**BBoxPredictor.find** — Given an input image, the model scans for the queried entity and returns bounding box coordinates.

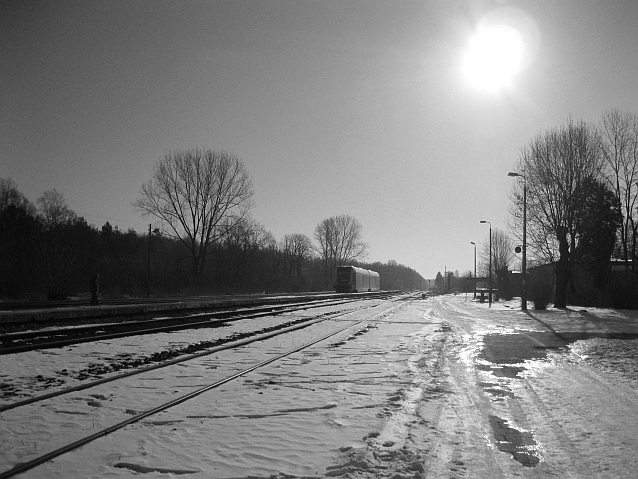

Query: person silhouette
[89,273,100,305]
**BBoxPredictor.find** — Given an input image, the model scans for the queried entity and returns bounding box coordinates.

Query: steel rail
[0,300,375,412]
[0,297,348,340]
[0,297,363,355]
[0,301,402,479]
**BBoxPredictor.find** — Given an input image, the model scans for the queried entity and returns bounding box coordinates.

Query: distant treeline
[0,179,424,300]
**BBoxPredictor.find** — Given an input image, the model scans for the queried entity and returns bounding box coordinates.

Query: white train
[334,266,380,293]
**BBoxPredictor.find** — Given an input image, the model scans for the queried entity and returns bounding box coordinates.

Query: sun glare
[463,24,525,91]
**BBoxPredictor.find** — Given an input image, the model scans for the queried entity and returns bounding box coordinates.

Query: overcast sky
[2,0,638,280]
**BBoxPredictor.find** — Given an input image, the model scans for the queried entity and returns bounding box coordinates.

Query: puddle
[477,331,638,468]
[489,415,540,467]
[476,362,525,378]
[479,382,515,399]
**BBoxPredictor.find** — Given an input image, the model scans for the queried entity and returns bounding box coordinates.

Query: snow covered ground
[424,295,638,478]
[2,295,638,478]
[2,298,438,478]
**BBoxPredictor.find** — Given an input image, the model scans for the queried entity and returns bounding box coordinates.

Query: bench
[477,289,496,303]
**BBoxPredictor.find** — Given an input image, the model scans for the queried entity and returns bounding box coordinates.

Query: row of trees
[1,148,424,299]
[0,180,104,299]
[439,111,637,309]
[506,110,637,308]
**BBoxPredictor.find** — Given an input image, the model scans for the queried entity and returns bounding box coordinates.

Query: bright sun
[462,24,525,91]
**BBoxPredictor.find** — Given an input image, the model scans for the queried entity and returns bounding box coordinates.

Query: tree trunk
[190,250,201,285]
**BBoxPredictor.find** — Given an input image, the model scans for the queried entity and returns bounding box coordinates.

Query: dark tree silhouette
[314,215,368,287]
[573,178,622,289]
[135,149,253,282]
[512,119,606,308]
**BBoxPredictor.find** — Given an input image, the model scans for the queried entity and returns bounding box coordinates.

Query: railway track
[0,291,357,312]
[0,296,380,354]
[0,297,391,411]
[0,298,182,311]
[0,295,411,478]
[0,291,396,333]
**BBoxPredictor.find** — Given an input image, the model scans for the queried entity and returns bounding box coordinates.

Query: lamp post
[147,224,151,298]
[146,226,161,299]
[444,266,452,294]
[480,220,492,307]
[470,241,477,299]
[508,172,527,311]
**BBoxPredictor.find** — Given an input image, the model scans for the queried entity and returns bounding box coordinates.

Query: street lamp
[147,224,152,298]
[147,226,161,299]
[508,172,527,311]
[470,241,477,299]
[444,266,453,294]
[480,220,492,307]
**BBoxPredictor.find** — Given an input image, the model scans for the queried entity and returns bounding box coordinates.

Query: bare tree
[600,109,638,273]
[479,228,515,276]
[134,149,253,281]
[37,189,75,229]
[479,228,517,300]
[220,215,273,289]
[281,233,313,289]
[511,119,605,308]
[314,214,368,285]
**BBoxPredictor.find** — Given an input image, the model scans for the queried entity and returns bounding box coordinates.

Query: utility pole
[471,241,477,299]
[444,266,447,293]
[508,172,527,311]
[480,221,492,307]
[522,180,527,310]
[147,223,151,298]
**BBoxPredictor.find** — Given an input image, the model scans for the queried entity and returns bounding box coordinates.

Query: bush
[497,268,513,301]
[608,275,638,309]
[528,278,552,310]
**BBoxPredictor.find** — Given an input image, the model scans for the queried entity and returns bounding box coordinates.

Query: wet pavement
[483,330,638,364]
[488,415,540,467]
[423,294,638,478]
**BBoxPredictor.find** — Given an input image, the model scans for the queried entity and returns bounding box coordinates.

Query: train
[335,266,381,293]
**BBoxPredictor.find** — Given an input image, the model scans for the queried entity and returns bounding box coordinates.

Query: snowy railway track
[0,297,406,478]
[0,297,389,411]
[0,296,371,354]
